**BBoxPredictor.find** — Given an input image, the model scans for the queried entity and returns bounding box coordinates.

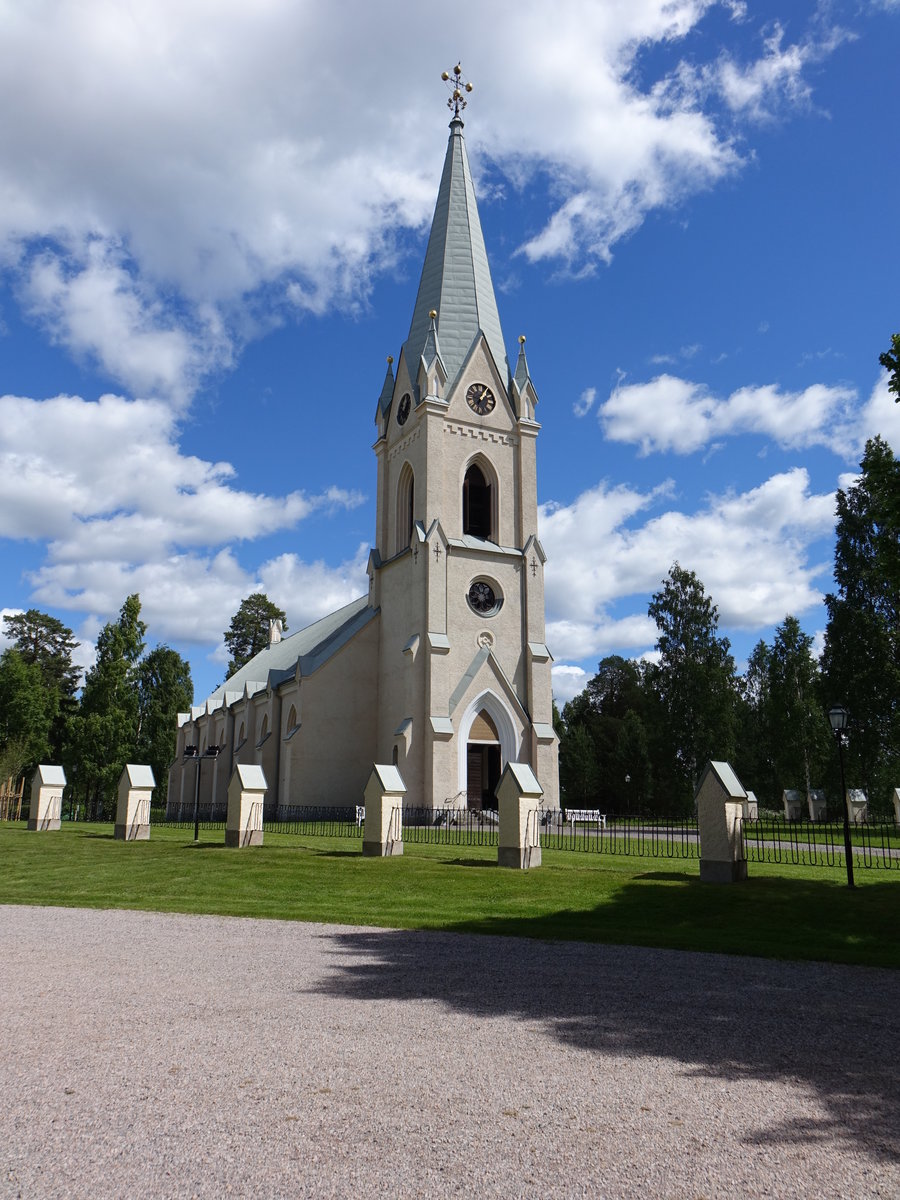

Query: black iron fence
[264,805,364,838]
[543,811,701,859]
[402,805,500,846]
[7,797,899,873]
[741,811,900,870]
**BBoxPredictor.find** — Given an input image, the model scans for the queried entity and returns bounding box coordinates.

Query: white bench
[566,808,607,830]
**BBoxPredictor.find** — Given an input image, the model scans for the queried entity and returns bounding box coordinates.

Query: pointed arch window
[463,463,492,539]
[396,463,415,553]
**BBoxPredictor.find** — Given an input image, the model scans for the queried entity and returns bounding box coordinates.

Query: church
[168,77,559,818]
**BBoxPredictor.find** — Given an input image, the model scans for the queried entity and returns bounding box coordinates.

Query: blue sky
[1,0,898,706]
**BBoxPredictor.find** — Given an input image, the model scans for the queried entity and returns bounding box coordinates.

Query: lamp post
[184,744,222,842]
[827,704,854,890]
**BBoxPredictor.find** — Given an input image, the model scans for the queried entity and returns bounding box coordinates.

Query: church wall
[279,615,379,809]
[375,550,428,805]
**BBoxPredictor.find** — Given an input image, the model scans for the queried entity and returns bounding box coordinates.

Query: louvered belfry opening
[463,463,492,539]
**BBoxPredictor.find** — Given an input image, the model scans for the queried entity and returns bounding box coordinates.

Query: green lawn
[1,822,898,969]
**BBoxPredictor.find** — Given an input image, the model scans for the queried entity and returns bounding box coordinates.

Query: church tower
[369,70,559,810]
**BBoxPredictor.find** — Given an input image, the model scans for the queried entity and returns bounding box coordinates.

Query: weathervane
[442,64,473,117]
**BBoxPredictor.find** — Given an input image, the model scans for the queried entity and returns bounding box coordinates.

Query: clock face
[468,580,497,614]
[397,393,411,426]
[466,383,496,415]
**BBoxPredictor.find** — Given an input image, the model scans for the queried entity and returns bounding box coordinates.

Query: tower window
[463,464,492,539]
[397,464,415,553]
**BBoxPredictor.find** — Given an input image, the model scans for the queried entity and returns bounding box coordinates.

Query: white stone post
[807,789,826,822]
[115,764,155,841]
[782,789,803,821]
[28,765,65,831]
[363,765,405,857]
[742,791,759,820]
[496,762,543,870]
[696,761,748,883]
[893,788,900,826]
[225,764,266,847]
[846,789,868,825]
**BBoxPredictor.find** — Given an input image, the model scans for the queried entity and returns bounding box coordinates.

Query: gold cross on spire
[441,64,473,118]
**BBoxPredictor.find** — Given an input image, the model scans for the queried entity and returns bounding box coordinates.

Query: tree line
[0,596,192,817]
[0,591,290,819]
[558,435,899,816]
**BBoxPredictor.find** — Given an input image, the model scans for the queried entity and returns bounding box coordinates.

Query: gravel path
[1,905,897,1199]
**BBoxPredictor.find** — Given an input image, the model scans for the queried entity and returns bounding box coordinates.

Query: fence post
[696,761,748,883]
[362,765,405,857]
[225,764,266,847]
[114,765,155,841]
[27,765,65,831]
[497,763,543,870]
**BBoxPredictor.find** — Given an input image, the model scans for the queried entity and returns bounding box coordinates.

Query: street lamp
[827,704,854,889]
[183,744,222,842]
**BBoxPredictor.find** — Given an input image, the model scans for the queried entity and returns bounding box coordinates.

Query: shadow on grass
[307,848,365,860]
[83,833,115,840]
[439,856,496,869]
[315,872,900,1166]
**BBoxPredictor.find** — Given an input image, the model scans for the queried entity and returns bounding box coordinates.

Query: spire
[420,309,445,374]
[402,104,507,394]
[513,335,532,391]
[376,356,395,416]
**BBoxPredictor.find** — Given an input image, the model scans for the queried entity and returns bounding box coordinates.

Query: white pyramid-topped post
[497,762,543,870]
[28,765,65,831]
[225,763,266,847]
[846,789,868,825]
[363,765,405,857]
[807,789,826,822]
[696,761,748,883]
[893,788,900,826]
[115,764,155,840]
[742,790,759,820]
[782,789,803,822]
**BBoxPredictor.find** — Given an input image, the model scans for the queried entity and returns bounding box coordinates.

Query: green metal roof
[205,596,376,707]
[402,117,507,393]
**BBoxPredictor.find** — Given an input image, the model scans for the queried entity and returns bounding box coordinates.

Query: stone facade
[168,115,559,817]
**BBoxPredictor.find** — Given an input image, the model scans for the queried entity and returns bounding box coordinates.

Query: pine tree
[767,616,829,799]
[734,639,777,808]
[0,649,57,785]
[135,646,193,806]
[2,609,79,760]
[647,564,737,807]
[67,594,146,819]
[821,437,900,812]
[223,594,288,677]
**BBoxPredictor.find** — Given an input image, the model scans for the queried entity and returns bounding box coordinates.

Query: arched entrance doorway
[466,708,502,810]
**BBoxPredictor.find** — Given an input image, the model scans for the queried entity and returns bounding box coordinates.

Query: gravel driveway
[1,905,897,1199]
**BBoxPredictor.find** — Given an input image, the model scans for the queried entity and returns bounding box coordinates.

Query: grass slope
[1,823,898,968]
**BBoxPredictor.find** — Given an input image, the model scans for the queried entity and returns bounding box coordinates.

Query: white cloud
[573,387,596,418]
[30,543,369,677]
[0,393,364,556]
[667,18,854,123]
[21,244,229,407]
[599,374,859,456]
[540,468,835,664]
[0,1,848,400]
[0,391,366,652]
[0,608,24,652]
[551,664,588,705]
[857,373,900,450]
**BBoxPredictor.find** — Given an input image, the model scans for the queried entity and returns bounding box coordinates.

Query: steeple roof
[402,117,507,392]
